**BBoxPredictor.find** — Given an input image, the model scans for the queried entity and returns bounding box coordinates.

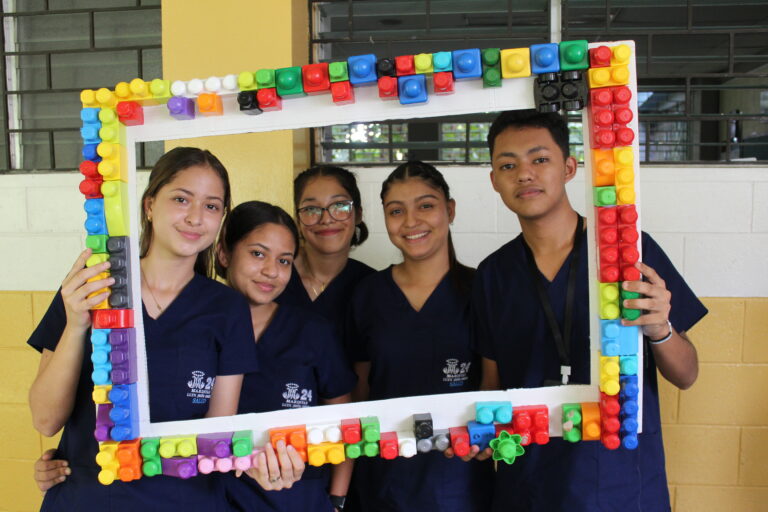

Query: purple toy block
[94,403,114,442]
[167,96,195,120]
[162,456,198,479]
[197,432,234,458]
[109,328,137,385]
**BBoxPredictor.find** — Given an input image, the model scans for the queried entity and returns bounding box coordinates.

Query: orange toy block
[580,402,601,441]
[269,425,308,461]
[198,93,223,116]
[591,149,615,187]
[87,271,110,309]
[116,439,142,482]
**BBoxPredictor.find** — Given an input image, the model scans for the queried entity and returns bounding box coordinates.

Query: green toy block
[140,437,160,458]
[562,404,582,443]
[621,288,642,321]
[345,442,363,459]
[593,186,617,206]
[482,48,502,88]
[489,431,525,464]
[559,40,589,71]
[149,79,171,103]
[232,430,253,457]
[140,438,162,477]
[86,234,109,254]
[255,69,276,89]
[328,61,349,82]
[360,416,380,443]
[275,66,306,98]
[362,441,380,457]
[238,71,258,91]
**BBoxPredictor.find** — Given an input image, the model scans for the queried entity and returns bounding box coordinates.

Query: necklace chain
[141,269,164,313]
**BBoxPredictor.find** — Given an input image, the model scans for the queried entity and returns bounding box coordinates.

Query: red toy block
[302,63,331,95]
[341,418,361,444]
[198,93,223,116]
[448,426,470,457]
[80,161,104,199]
[512,405,550,446]
[116,101,144,126]
[395,55,415,76]
[599,392,621,450]
[597,207,620,283]
[589,46,612,68]
[494,423,515,436]
[269,425,307,461]
[433,72,455,95]
[256,88,282,112]
[377,76,398,100]
[116,438,142,482]
[379,432,399,460]
[92,309,134,329]
[331,81,355,105]
[617,205,638,244]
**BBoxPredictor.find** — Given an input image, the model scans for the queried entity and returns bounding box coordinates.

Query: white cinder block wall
[1,166,766,297]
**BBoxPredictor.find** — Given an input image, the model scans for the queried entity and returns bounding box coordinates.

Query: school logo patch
[186,370,215,404]
[281,382,312,409]
[442,358,471,387]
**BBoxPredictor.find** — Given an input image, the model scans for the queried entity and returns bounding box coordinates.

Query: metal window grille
[310,0,768,165]
[1,0,162,173]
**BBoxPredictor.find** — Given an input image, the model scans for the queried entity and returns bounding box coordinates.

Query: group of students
[27,109,707,512]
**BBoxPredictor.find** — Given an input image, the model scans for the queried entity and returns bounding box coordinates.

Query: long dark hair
[140,147,231,278]
[293,165,369,247]
[380,161,475,296]
[215,201,300,279]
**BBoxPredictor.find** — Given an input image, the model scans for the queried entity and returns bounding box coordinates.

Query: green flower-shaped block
[489,431,526,465]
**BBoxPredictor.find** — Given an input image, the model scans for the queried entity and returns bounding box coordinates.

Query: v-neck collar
[292,261,348,304]
[385,265,449,314]
[142,273,200,324]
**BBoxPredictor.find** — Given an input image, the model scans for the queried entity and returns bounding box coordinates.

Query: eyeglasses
[297,200,354,226]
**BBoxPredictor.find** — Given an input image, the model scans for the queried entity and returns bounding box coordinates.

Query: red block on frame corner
[302,63,331,95]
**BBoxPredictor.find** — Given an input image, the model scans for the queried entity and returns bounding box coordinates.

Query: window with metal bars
[310,0,768,165]
[1,0,162,173]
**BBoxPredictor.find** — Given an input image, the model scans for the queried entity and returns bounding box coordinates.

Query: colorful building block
[599,392,621,450]
[592,148,615,187]
[601,319,621,356]
[101,181,129,237]
[395,55,415,76]
[347,54,378,85]
[91,328,112,385]
[269,425,307,460]
[581,402,602,441]
[108,383,139,441]
[414,53,433,74]
[448,426,470,456]
[562,404,582,443]
[197,93,223,116]
[149,78,171,103]
[619,375,639,449]
[379,432,399,460]
[197,432,233,458]
[500,47,531,78]
[413,413,433,440]
[92,309,134,329]
[432,51,452,72]
[84,198,107,236]
[237,71,257,91]
[377,76,398,100]
[159,435,198,458]
[328,61,349,82]
[475,401,513,424]
[416,429,450,453]
[275,66,306,98]
[197,455,234,474]
[533,70,588,113]
[116,438,142,482]
[140,438,162,477]
[489,430,525,465]
[398,433,417,458]
[331,81,355,105]
[587,62,630,88]
[162,456,198,479]
[86,270,110,310]
[307,442,346,466]
[79,160,103,199]
[307,422,342,445]
[376,57,396,78]
[86,234,109,254]
[481,48,501,88]
[452,49,482,80]
[593,186,616,207]
[256,88,282,112]
[433,72,454,95]
[618,324,639,357]
[237,91,262,115]
[360,416,380,443]
[589,46,612,68]
[559,40,589,70]
[398,74,428,105]
[81,89,99,108]
[82,143,100,162]
[86,253,109,267]
[302,63,330,95]
[94,403,114,442]
[96,141,124,182]
[255,69,276,89]
[232,430,253,457]
[167,96,196,120]
[97,109,120,146]
[512,405,549,446]
[340,418,361,444]
[599,282,620,319]
[92,384,112,404]
[344,441,363,459]
[530,43,560,74]
[116,101,143,126]
[600,355,620,395]
[619,355,638,375]
[109,328,136,384]
[467,420,496,450]
[106,236,132,309]
[96,441,119,485]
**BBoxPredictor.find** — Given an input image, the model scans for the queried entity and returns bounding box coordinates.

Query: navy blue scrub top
[225,303,357,512]
[279,258,375,334]
[345,267,493,512]
[472,230,707,512]
[26,274,258,512]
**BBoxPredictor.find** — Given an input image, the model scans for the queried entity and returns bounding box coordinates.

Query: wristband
[330,495,346,510]
[648,320,673,345]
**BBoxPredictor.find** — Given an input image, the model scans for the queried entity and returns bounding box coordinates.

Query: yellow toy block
[616,183,635,205]
[614,147,634,195]
[238,71,258,91]
[591,149,614,187]
[86,253,109,267]
[95,88,117,108]
[158,434,198,458]
[114,81,132,102]
[414,53,433,74]
[93,385,112,404]
[610,44,631,66]
[599,356,620,395]
[96,441,120,485]
[598,283,620,319]
[500,48,531,78]
[588,65,629,88]
[101,181,130,236]
[80,89,99,108]
[307,442,346,467]
[149,78,172,103]
[87,271,110,309]
[96,142,127,182]
[580,402,601,441]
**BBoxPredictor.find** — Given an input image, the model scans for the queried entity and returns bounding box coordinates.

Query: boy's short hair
[487,109,571,159]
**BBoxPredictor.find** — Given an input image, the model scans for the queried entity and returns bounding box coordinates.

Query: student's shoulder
[476,235,525,273]
[346,258,377,278]
[190,274,249,308]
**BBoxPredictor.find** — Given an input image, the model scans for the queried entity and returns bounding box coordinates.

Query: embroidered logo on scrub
[187,370,215,404]
[442,358,471,387]
[281,382,312,409]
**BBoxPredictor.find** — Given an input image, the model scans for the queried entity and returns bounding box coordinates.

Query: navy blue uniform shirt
[26,274,258,512]
[472,230,707,512]
[346,267,493,512]
[225,303,357,512]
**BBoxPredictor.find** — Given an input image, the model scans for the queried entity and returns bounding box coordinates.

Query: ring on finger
[269,475,281,483]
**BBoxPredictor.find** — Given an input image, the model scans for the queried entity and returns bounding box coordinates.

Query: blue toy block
[452,49,482,80]
[619,375,639,450]
[530,43,560,74]
[108,383,139,441]
[466,420,496,450]
[432,51,453,72]
[82,144,101,162]
[81,108,101,124]
[397,75,428,105]
[618,324,639,356]
[80,125,101,145]
[91,328,112,386]
[600,319,620,356]
[619,355,638,376]
[347,54,378,86]
[475,401,513,424]
[84,198,107,236]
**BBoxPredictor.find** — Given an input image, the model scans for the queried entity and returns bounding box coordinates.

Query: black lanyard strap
[521,215,584,385]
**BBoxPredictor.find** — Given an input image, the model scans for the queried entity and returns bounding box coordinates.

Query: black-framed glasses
[297,200,354,226]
